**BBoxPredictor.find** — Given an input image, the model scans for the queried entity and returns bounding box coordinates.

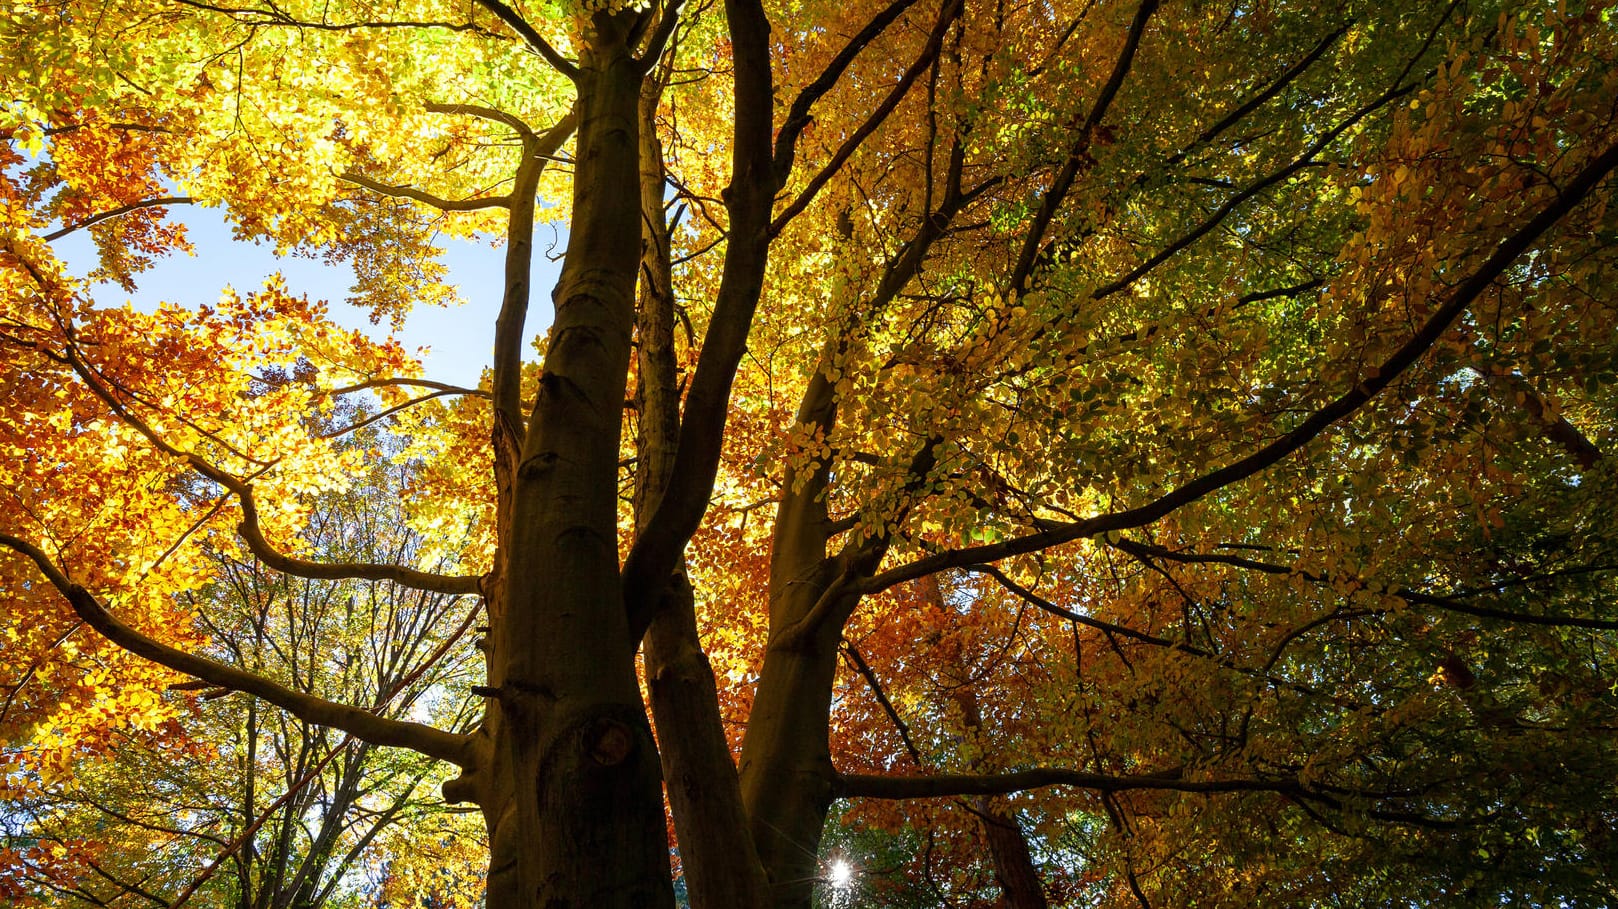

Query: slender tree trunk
[634,72,773,909]
[978,805,1049,909]
[952,686,1047,909]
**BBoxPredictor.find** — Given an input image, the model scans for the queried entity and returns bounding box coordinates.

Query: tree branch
[634,0,685,73]
[472,0,580,79]
[834,766,1311,799]
[425,101,540,141]
[42,197,194,242]
[55,338,482,597]
[772,0,924,182]
[1112,538,1618,631]
[1008,0,1158,294]
[861,140,1618,594]
[0,533,475,767]
[341,171,511,211]
[619,0,777,634]
[327,377,490,398]
[769,0,963,237]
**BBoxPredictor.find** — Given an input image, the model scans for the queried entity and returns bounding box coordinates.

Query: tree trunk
[454,14,677,908]
[634,70,773,909]
[953,686,1047,909]
[739,366,845,908]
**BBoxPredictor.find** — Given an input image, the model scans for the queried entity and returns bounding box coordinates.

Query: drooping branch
[318,389,470,440]
[42,196,194,241]
[0,533,475,767]
[835,767,1313,799]
[860,140,1618,595]
[1112,539,1618,631]
[54,337,482,597]
[972,563,1179,648]
[842,641,924,765]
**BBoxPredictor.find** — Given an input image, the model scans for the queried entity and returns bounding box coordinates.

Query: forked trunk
[455,15,677,908]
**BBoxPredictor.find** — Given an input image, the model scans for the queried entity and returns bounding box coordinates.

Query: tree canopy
[3,0,1618,906]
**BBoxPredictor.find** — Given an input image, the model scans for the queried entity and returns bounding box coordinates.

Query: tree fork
[476,10,674,908]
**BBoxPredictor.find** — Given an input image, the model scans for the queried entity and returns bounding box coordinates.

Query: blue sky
[53,204,562,389]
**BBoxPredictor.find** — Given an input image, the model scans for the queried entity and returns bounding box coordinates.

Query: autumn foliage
[4,0,1618,906]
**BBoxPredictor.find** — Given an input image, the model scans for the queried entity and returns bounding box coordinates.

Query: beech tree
[3,0,1618,906]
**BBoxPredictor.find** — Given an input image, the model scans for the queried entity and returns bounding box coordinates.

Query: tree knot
[586,717,635,766]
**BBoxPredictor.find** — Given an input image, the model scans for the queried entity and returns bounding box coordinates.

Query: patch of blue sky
[51,203,563,389]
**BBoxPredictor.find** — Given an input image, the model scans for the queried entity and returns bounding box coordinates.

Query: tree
[3,0,1618,906]
[3,434,484,908]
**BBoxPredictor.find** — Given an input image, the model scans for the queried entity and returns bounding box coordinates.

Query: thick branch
[233,498,480,596]
[0,533,474,767]
[425,101,540,141]
[634,0,685,73]
[492,106,580,443]
[620,0,776,633]
[472,0,580,78]
[862,140,1618,594]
